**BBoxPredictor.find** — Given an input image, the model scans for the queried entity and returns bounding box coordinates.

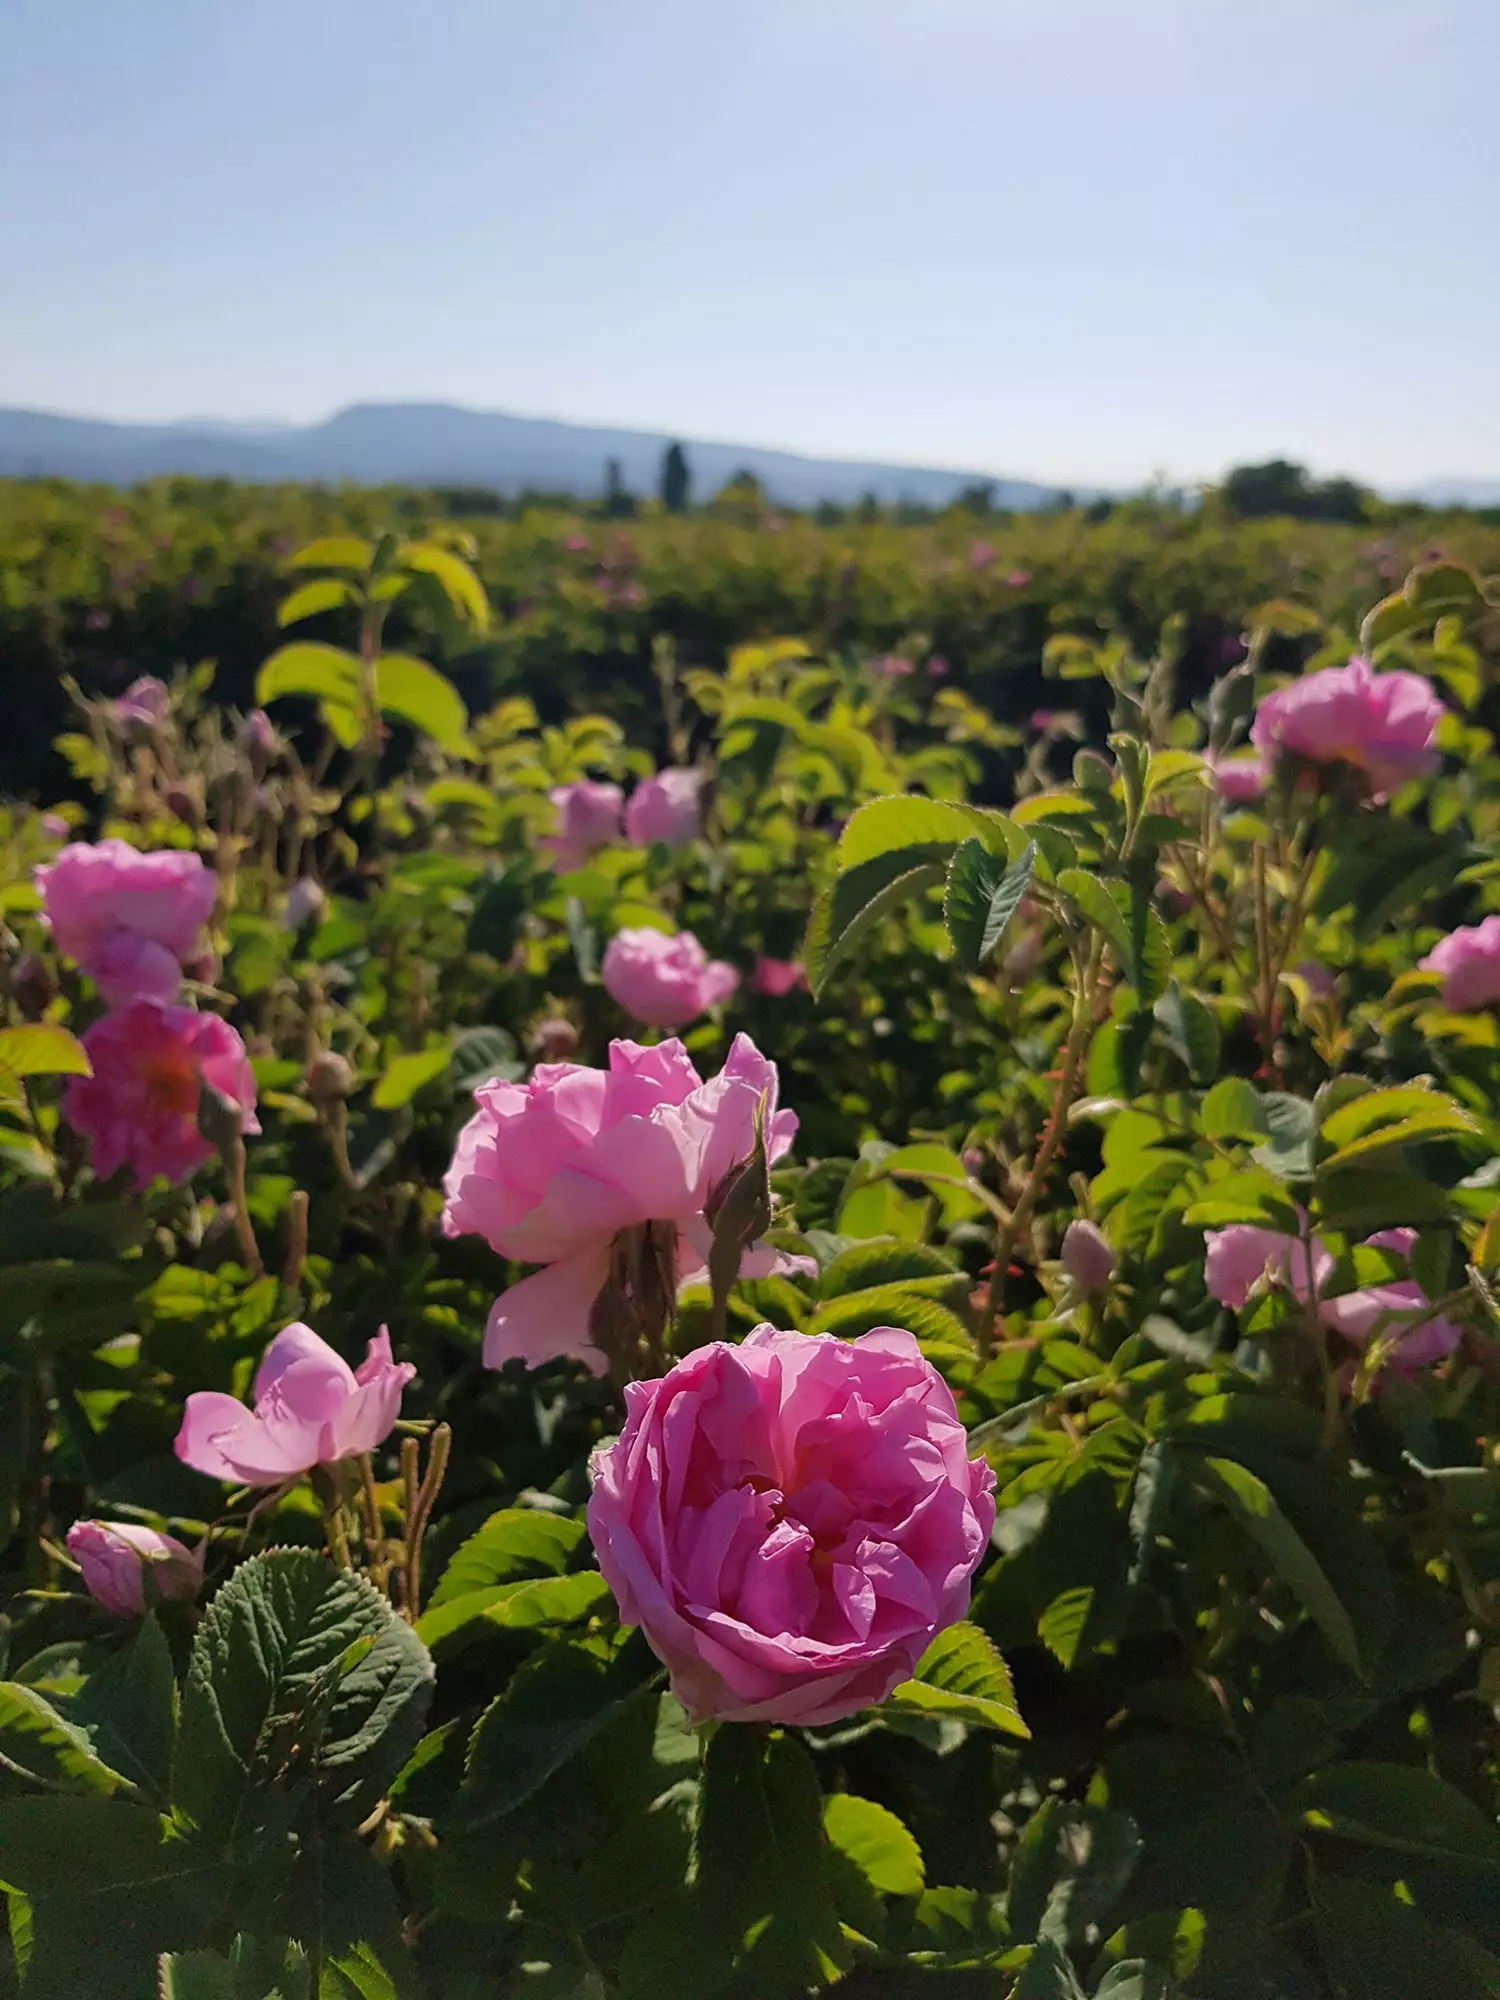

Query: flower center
[139,1050,199,1119]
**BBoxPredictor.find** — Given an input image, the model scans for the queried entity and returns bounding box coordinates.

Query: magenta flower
[602,927,739,1029]
[66,1520,202,1618]
[587,1324,996,1725]
[175,1322,415,1486]
[442,1034,801,1372]
[540,780,624,873]
[63,999,259,1188]
[36,840,216,1004]
[968,541,997,570]
[926,654,950,679]
[1060,1219,1115,1292]
[1005,569,1032,588]
[752,955,808,998]
[112,676,170,728]
[1249,656,1445,801]
[624,769,704,848]
[1320,1282,1463,1373]
[1420,916,1500,1012]
[564,533,591,552]
[1209,752,1267,804]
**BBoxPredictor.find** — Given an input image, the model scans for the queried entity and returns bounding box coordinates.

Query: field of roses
[5,512,1500,2000]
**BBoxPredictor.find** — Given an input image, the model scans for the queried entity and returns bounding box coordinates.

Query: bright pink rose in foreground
[1249,656,1444,801]
[113,676,170,728]
[541,780,624,872]
[588,1324,996,1725]
[753,955,808,998]
[1205,1220,1460,1374]
[602,926,738,1029]
[66,1519,202,1618]
[64,999,259,1187]
[443,1034,801,1371]
[175,1322,415,1485]
[625,768,704,848]
[1210,752,1267,804]
[1420,916,1500,1012]
[36,839,216,1002]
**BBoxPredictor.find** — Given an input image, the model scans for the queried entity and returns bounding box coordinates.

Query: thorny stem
[400,1435,422,1619]
[406,1423,452,1617]
[222,1130,264,1278]
[978,933,1103,1359]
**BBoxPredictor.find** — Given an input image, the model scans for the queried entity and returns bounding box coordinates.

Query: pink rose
[565,533,591,552]
[602,927,739,1029]
[1060,1218,1115,1292]
[587,1324,997,1725]
[1204,1224,1332,1309]
[175,1322,415,1486]
[1005,569,1032,589]
[443,1034,800,1372]
[63,999,259,1188]
[870,654,915,680]
[624,769,704,848]
[540,780,624,873]
[1249,656,1444,801]
[238,708,280,758]
[36,839,216,1000]
[968,541,997,570]
[1420,916,1500,1012]
[1320,1279,1463,1374]
[113,676,170,728]
[752,955,807,998]
[66,1519,202,1618]
[1210,752,1267,804]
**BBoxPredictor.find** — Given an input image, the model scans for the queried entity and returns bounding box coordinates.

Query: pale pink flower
[752,955,807,998]
[175,1322,414,1486]
[36,840,216,1002]
[1005,569,1032,588]
[1210,752,1267,804]
[1061,1219,1115,1292]
[113,676,170,728]
[602,927,738,1029]
[1249,655,1444,801]
[63,999,259,1188]
[540,780,624,872]
[1420,916,1500,1012]
[870,654,915,680]
[968,541,997,570]
[565,533,591,552]
[624,769,704,848]
[66,1520,202,1617]
[442,1035,800,1372]
[587,1324,996,1725]
[1204,1224,1332,1310]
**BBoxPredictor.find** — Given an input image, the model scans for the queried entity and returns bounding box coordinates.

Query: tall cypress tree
[659,441,691,514]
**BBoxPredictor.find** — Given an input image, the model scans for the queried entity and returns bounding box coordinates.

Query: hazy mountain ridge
[0,401,1063,508]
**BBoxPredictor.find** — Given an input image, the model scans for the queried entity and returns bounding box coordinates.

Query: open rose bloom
[1420,915,1500,1012]
[36,839,216,1003]
[602,926,739,1029]
[624,768,704,848]
[64,998,259,1187]
[587,1324,996,1725]
[443,1034,804,1371]
[1205,1221,1461,1375]
[1249,655,1444,802]
[540,780,624,873]
[66,1519,202,1618]
[176,1322,415,1485]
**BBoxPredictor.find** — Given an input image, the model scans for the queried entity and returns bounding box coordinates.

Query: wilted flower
[63,999,259,1188]
[442,1034,800,1371]
[1420,916,1500,1012]
[1061,1219,1116,1292]
[587,1324,996,1724]
[602,927,739,1029]
[36,840,216,1005]
[176,1322,414,1485]
[624,768,704,848]
[1249,656,1444,801]
[66,1520,202,1618]
[541,780,624,873]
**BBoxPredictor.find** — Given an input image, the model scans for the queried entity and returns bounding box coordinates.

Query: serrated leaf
[886,1622,1030,1738]
[807,1283,971,1343]
[373,655,469,752]
[0,1682,134,1798]
[1152,984,1220,1082]
[822,1794,925,1897]
[804,857,947,995]
[1200,1076,1268,1141]
[944,837,1036,971]
[1194,1456,1360,1676]
[816,1238,959,1298]
[836,794,1010,870]
[416,1572,609,1652]
[1294,1761,1500,1871]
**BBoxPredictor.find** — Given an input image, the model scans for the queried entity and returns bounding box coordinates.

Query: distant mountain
[1404,479,1500,509]
[0,401,1063,509]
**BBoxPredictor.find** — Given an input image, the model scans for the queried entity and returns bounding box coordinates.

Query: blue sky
[1,0,1493,488]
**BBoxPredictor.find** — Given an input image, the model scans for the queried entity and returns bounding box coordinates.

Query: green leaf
[372,654,469,752]
[1057,872,1169,1002]
[1293,1761,1500,1871]
[371,1045,450,1110]
[1194,1456,1361,1675]
[0,1024,92,1082]
[1152,984,1220,1082]
[1181,1170,1298,1230]
[172,1548,434,1840]
[453,1628,661,1828]
[256,644,363,710]
[1317,1168,1452,1235]
[465,869,529,961]
[1314,1873,1500,2000]
[61,1613,177,1803]
[1094,1964,1170,1999]
[415,1572,609,1652]
[399,541,491,632]
[822,1794,925,1897]
[1318,1085,1478,1170]
[804,856,947,996]
[885,1622,1030,1738]
[157,1935,305,2000]
[1200,1077,1268,1141]
[0,1682,134,1798]
[816,1238,959,1296]
[447,1024,522,1094]
[1007,1797,1142,1950]
[1253,1092,1318,1182]
[879,1141,989,1222]
[836,794,1009,870]
[808,1284,972,1345]
[944,837,1036,970]
[276,577,357,626]
[1014,1936,1088,2000]
[287,537,374,572]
